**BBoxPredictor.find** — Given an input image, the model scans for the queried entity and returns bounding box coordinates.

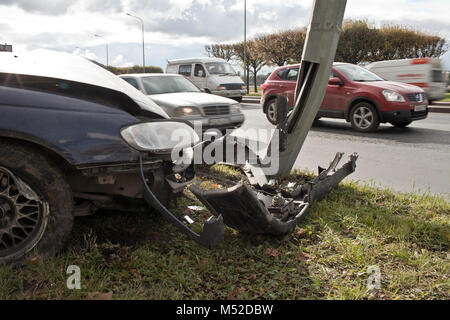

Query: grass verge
[0,165,448,300]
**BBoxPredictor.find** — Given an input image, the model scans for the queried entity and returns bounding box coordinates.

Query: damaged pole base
[190,152,358,236]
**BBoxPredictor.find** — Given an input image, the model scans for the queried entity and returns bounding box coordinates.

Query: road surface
[233,104,450,198]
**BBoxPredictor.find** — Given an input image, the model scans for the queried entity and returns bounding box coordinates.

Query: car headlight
[120,121,200,153]
[173,107,201,117]
[230,103,241,113]
[382,90,405,102]
[241,85,247,90]
[217,85,227,90]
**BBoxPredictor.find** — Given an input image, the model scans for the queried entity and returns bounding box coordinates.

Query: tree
[336,20,448,63]
[335,20,379,64]
[256,31,293,66]
[204,44,235,62]
[233,40,265,92]
[107,65,163,75]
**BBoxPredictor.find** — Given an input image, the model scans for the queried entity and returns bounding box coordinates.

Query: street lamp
[243,0,249,94]
[94,34,109,67]
[126,13,146,73]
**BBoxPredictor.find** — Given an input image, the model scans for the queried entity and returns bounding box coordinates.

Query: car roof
[167,57,226,64]
[119,73,182,78]
[276,62,348,70]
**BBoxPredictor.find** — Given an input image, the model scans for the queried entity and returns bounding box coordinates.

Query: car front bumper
[212,89,246,98]
[380,107,428,124]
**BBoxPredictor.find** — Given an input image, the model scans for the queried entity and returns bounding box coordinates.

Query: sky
[1,0,449,72]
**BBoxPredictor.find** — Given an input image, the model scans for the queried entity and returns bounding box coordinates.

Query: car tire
[392,121,412,128]
[265,99,278,125]
[0,141,73,265]
[350,102,379,133]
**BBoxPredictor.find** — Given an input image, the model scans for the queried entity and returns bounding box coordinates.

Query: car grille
[203,105,230,115]
[406,93,427,103]
[411,109,428,119]
[223,83,243,90]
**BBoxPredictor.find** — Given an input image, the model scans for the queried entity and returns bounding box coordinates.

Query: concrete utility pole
[127,13,146,73]
[273,0,347,176]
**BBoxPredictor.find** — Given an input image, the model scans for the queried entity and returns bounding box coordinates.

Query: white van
[366,58,446,103]
[166,57,247,102]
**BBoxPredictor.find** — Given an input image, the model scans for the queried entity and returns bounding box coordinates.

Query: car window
[277,69,287,80]
[194,64,206,78]
[334,64,383,82]
[141,76,201,95]
[205,62,237,75]
[286,68,299,81]
[179,64,192,76]
[432,70,443,83]
[121,77,139,90]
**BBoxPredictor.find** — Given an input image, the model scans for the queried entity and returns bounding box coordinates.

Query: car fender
[262,94,280,113]
[345,95,383,122]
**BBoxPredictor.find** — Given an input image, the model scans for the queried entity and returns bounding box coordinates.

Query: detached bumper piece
[139,155,224,249]
[190,152,358,236]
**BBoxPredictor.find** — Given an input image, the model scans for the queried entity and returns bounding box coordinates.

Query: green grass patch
[441,93,450,102]
[246,87,262,97]
[0,168,448,300]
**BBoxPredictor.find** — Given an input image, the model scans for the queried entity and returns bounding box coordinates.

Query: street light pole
[244,0,249,94]
[127,13,146,73]
[94,34,109,67]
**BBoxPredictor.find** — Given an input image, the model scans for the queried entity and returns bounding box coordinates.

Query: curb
[242,97,450,113]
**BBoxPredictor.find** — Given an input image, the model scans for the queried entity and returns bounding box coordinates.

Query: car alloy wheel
[0,167,48,259]
[352,106,374,130]
[266,100,277,124]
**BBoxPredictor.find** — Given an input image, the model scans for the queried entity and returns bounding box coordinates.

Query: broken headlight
[120,121,200,153]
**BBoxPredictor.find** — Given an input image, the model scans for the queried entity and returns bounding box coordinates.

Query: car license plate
[414,105,426,112]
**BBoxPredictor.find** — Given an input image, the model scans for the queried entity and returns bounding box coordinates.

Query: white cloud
[72,48,98,61]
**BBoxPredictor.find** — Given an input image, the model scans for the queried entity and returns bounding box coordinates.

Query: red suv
[261,62,429,132]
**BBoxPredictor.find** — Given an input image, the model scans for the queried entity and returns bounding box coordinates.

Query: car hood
[209,75,245,85]
[360,80,424,93]
[149,92,237,107]
[0,49,169,118]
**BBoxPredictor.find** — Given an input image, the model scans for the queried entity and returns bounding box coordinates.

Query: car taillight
[261,83,268,92]
[411,58,429,65]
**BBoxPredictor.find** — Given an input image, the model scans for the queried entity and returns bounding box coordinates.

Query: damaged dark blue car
[0,50,225,264]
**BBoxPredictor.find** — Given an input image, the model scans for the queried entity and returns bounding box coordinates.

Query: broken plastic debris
[184,215,194,224]
[188,206,204,211]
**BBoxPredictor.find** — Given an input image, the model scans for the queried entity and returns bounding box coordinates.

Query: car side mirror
[328,77,343,86]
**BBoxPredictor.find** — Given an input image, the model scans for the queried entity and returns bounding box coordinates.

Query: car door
[281,67,299,108]
[320,70,346,115]
[192,63,207,90]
